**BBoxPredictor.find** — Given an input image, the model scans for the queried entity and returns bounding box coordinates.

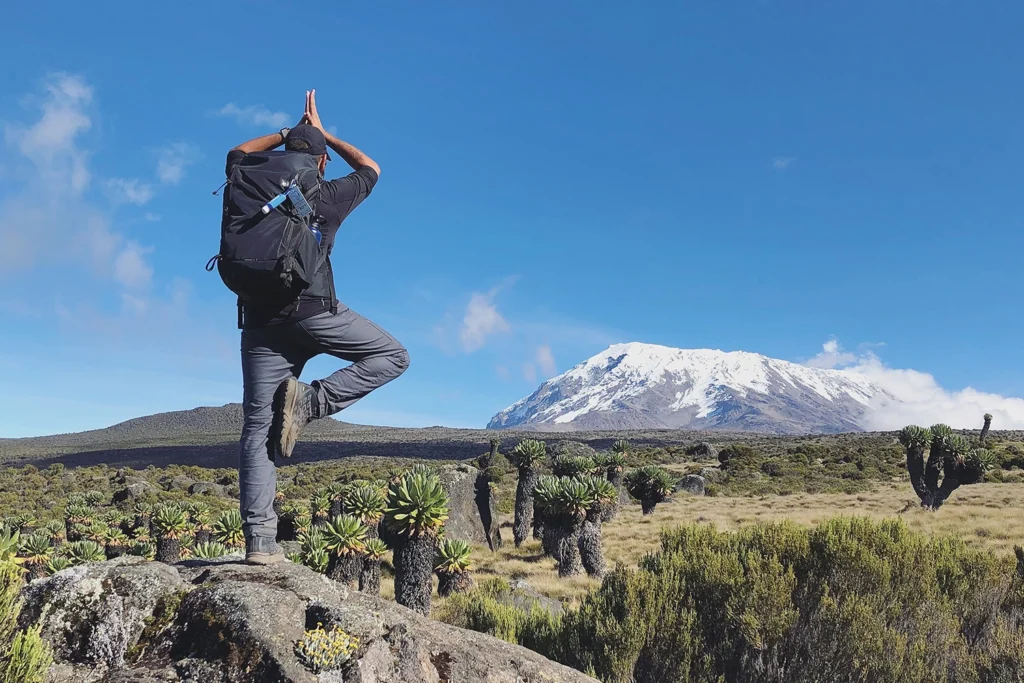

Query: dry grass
[453,482,1024,607]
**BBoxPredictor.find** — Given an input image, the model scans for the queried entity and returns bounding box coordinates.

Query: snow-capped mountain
[488,342,893,434]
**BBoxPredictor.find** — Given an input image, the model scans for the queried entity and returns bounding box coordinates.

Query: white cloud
[0,73,155,290]
[535,344,556,378]
[217,103,289,128]
[805,339,1024,430]
[459,288,510,352]
[113,241,154,289]
[495,365,510,380]
[773,156,796,170]
[105,178,154,206]
[804,339,858,369]
[156,142,199,185]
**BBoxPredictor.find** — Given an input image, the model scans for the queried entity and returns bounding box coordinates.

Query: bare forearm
[323,131,380,176]
[232,131,285,154]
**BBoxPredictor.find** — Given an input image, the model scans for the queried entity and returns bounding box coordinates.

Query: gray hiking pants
[238,306,409,541]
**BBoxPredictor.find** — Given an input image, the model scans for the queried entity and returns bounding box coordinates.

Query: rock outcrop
[675,474,706,496]
[20,557,596,683]
[436,464,503,551]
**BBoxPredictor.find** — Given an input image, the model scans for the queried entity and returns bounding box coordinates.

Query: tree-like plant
[293,513,312,539]
[277,502,302,543]
[151,505,189,563]
[42,520,65,548]
[384,471,450,615]
[191,510,213,546]
[273,491,286,518]
[299,527,330,574]
[132,503,153,536]
[345,484,387,539]
[19,534,52,581]
[213,510,245,548]
[359,539,388,596]
[981,413,993,444]
[193,541,229,559]
[594,452,627,521]
[625,466,675,515]
[611,439,630,456]
[64,503,92,543]
[435,538,473,597]
[579,476,615,577]
[508,439,546,547]
[326,483,348,519]
[310,489,332,528]
[532,476,561,556]
[900,422,997,510]
[551,478,595,577]
[8,514,37,536]
[323,514,368,587]
[102,509,130,535]
[65,540,106,566]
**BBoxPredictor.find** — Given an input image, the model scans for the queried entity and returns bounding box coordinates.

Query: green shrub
[436,578,562,654]
[0,563,52,683]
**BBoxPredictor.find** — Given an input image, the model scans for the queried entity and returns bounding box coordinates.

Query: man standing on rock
[224,91,409,564]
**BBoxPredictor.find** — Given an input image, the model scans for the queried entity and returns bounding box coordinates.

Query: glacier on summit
[488,342,895,434]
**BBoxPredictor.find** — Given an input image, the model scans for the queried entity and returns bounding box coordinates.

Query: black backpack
[208,151,324,304]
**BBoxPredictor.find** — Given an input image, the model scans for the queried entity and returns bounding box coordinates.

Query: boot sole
[275,378,301,459]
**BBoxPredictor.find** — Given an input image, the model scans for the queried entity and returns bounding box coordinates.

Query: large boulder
[21,558,597,683]
[189,482,226,497]
[436,464,502,550]
[504,579,565,618]
[686,442,718,462]
[18,556,189,671]
[675,474,706,496]
[112,482,157,504]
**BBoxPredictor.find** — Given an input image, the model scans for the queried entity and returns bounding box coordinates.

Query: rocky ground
[20,555,596,683]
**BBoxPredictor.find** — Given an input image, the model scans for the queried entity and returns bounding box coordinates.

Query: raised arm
[305,89,381,177]
[230,129,288,154]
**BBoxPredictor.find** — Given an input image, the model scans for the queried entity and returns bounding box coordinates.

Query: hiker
[219,90,409,564]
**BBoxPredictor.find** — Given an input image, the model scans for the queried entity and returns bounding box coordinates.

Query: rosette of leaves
[326,483,348,519]
[384,472,450,615]
[508,439,546,548]
[66,540,106,566]
[151,505,189,563]
[611,439,630,455]
[128,541,156,560]
[102,509,130,535]
[293,512,312,539]
[435,538,473,597]
[105,529,130,559]
[42,520,65,548]
[8,514,37,535]
[84,522,111,546]
[213,510,244,549]
[83,490,105,506]
[294,623,359,674]
[309,489,332,527]
[193,541,229,559]
[359,538,388,596]
[0,529,23,568]
[46,556,71,574]
[323,515,368,587]
[552,455,597,479]
[19,533,52,581]
[345,484,387,538]
[179,533,196,560]
[625,466,675,515]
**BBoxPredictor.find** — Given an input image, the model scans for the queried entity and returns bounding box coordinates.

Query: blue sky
[1,1,1023,437]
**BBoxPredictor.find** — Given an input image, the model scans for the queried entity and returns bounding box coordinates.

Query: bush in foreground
[440,517,1024,683]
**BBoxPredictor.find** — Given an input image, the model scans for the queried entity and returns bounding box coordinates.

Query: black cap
[285,124,331,160]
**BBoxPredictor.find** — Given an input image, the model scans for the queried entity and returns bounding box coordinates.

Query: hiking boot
[272,378,317,459]
[245,536,286,565]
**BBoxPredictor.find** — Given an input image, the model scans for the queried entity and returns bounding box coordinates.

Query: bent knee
[392,345,410,375]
